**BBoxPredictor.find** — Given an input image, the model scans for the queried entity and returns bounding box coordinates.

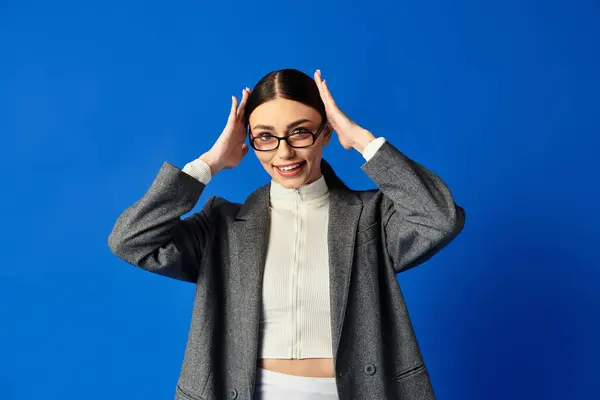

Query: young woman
[108,68,466,400]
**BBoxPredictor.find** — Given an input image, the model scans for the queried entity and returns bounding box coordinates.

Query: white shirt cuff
[182,158,212,184]
[362,137,387,161]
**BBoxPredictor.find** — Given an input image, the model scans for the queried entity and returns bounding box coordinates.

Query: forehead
[249,98,321,126]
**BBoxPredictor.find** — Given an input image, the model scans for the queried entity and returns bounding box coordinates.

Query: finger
[238,88,252,119]
[314,69,322,84]
[241,143,249,157]
[229,95,238,120]
[237,88,250,119]
[314,70,329,109]
[314,69,324,94]
[314,70,336,109]
[321,79,337,107]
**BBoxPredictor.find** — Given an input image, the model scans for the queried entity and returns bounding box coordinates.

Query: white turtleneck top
[182,137,386,359]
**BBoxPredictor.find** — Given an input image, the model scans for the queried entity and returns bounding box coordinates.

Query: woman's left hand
[314,69,376,153]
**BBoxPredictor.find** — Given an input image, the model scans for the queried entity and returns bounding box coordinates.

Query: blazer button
[364,364,376,375]
[228,388,238,399]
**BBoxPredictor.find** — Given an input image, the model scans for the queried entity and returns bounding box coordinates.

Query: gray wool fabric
[108,140,466,400]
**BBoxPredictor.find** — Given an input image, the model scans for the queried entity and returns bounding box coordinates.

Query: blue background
[1,0,598,399]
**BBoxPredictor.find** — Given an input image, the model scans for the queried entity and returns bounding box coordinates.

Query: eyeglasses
[247,120,328,152]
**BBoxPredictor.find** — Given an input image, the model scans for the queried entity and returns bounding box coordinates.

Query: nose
[277,140,295,159]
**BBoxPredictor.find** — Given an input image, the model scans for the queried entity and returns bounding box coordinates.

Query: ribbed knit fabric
[260,175,333,358]
[181,137,387,359]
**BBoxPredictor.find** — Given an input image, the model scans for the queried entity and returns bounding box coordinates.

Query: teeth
[279,163,302,171]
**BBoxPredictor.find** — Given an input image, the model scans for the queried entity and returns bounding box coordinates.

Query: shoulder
[346,187,386,206]
[205,196,242,217]
[342,187,394,219]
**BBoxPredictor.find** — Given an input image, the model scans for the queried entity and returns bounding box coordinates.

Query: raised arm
[362,141,465,273]
[108,87,252,282]
[108,163,215,283]
[313,69,465,274]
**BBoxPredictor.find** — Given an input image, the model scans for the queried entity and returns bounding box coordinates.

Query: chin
[270,167,311,189]
[273,177,306,189]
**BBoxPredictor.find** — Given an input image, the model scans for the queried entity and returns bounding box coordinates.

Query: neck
[270,174,329,203]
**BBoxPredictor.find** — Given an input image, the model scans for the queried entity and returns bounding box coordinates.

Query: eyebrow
[252,118,314,132]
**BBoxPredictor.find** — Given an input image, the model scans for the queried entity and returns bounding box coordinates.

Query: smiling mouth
[275,161,306,172]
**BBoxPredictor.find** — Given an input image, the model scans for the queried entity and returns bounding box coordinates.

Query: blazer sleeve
[107,161,215,283]
[361,141,466,274]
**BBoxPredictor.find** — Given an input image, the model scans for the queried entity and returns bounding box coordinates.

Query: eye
[291,127,311,134]
[256,133,274,141]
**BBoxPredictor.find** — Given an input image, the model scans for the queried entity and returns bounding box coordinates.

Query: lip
[273,161,306,168]
[274,160,306,177]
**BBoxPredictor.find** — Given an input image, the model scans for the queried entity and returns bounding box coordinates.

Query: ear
[322,123,333,146]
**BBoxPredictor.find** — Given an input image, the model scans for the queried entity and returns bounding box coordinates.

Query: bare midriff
[257,358,335,378]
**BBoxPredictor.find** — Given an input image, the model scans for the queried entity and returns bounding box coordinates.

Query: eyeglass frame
[247,119,328,152]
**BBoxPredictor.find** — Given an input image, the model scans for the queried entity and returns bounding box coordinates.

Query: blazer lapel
[326,177,362,361]
[230,183,271,386]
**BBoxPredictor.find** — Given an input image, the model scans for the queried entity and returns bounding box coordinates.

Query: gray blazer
[108,141,465,400]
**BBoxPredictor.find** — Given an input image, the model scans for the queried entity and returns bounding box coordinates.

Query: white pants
[253,367,339,400]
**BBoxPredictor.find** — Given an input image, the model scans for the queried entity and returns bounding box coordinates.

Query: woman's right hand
[200,88,251,175]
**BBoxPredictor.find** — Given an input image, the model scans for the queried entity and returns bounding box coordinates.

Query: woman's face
[248,98,331,189]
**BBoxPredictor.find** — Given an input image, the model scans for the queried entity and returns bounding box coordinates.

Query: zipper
[293,188,301,358]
